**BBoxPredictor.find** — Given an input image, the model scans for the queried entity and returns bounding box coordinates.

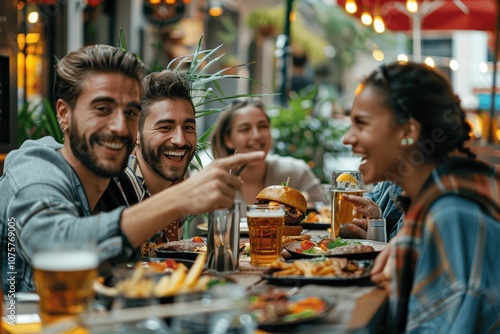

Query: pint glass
[32,242,99,326]
[246,204,285,266]
[331,170,365,238]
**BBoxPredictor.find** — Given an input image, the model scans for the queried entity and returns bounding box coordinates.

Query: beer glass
[331,170,365,238]
[32,242,99,326]
[246,204,285,266]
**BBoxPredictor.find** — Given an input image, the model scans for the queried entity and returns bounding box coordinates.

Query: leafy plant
[18,99,63,146]
[118,27,275,168]
[269,86,350,183]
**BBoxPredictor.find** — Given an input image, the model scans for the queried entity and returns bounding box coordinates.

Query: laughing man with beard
[0,46,264,292]
[104,70,200,256]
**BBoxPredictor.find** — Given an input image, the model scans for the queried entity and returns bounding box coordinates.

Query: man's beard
[139,133,194,183]
[69,120,133,178]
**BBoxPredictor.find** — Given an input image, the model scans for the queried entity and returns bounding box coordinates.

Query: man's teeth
[163,150,185,157]
[99,141,124,150]
[360,157,368,165]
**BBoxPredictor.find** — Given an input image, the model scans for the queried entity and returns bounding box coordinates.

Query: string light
[208,0,223,16]
[479,62,488,73]
[372,49,384,61]
[449,59,459,71]
[397,54,409,62]
[360,10,372,25]
[27,11,39,24]
[345,0,357,14]
[373,15,385,33]
[424,57,435,67]
[406,0,418,13]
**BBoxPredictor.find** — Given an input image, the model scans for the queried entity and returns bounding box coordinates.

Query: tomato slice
[192,236,204,243]
[295,248,303,253]
[300,240,315,251]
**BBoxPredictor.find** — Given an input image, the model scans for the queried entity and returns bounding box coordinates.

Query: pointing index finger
[223,151,265,169]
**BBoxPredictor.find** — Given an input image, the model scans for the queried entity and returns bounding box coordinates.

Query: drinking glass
[331,170,365,238]
[32,242,99,327]
[170,284,256,334]
[246,204,285,266]
[207,201,241,273]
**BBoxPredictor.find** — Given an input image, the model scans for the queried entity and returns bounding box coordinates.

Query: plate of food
[284,237,386,260]
[249,288,335,330]
[261,258,373,286]
[155,237,207,261]
[300,222,331,230]
[301,207,332,230]
[94,254,235,307]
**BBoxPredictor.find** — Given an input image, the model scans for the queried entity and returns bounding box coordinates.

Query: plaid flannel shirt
[389,157,500,333]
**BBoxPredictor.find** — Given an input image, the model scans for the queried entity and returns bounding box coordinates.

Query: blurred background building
[1,0,499,175]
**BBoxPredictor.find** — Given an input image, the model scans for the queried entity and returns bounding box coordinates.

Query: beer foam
[247,210,285,218]
[32,250,99,271]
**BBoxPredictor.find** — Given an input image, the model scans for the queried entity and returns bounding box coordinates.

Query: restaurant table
[226,228,388,333]
[1,229,388,334]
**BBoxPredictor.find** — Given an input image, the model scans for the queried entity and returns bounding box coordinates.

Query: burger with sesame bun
[255,184,307,236]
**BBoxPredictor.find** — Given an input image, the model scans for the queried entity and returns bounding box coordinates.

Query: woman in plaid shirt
[343,61,499,333]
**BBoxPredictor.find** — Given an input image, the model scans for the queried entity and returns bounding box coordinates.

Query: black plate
[155,249,203,261]
[261,259,373,286]
[300,222,331,230]
[155,239,207,261]
[284,239,386,260]
[94,257,196,311]
[252,294,336,331]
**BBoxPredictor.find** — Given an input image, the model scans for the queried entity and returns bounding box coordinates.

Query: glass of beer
[331,170,365,238]
[246,204,285,266]
[32,242,99,326]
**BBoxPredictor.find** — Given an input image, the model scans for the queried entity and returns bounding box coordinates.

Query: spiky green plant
[118,27,272,168]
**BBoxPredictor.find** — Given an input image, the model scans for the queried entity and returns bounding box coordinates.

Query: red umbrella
[337,0,500,143]
[337,0,497,59]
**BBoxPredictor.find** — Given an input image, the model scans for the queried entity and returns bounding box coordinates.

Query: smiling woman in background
[209,98,325,208]
[342,61,500,333]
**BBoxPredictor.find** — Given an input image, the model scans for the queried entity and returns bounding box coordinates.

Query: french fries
[269,258,366,278]
[115,253,210,298]
[303,207,331,223]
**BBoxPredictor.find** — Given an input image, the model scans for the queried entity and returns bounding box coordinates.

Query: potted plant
[269,85,350,183]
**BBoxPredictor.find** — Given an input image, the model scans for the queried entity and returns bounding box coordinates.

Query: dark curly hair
[364,61,475,162]
[139,69,195,132]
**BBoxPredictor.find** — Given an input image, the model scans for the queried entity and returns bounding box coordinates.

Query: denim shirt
[0,137,134,293]
[365,181,404,240]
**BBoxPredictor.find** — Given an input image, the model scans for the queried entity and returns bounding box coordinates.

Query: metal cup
[207,201,241,273]
[367,218,387,243]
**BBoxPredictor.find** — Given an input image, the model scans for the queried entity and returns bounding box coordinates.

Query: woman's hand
[342,193,382,219]
[339,194,381,239]
[371,241,393,293]
[339,218,368,239]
